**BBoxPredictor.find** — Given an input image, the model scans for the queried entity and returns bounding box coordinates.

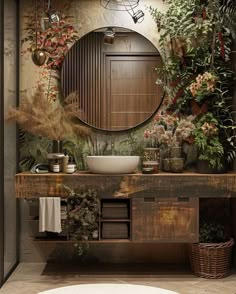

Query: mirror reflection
[61,27,164,131]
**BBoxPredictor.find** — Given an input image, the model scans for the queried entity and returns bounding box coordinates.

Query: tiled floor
[1,263,236,294]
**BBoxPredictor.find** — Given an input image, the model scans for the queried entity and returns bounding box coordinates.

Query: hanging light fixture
[46,0,60,24]
[104,27,115,44]
[100,0,144,24]
[32,0,47,66]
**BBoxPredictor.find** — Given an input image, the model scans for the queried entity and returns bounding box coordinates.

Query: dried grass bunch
[7,86,89,140]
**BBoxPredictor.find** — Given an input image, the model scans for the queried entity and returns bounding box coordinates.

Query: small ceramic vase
[170,146,182,158]
[162,158,171,172]
[143,148,160,163]
[170,158,184,173]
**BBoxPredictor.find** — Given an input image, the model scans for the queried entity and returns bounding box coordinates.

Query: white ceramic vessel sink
[86,155,140,174]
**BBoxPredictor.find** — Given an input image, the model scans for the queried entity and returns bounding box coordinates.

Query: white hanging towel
[39,197,62,233]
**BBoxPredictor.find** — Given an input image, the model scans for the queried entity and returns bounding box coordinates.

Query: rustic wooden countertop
[15,171,236,198]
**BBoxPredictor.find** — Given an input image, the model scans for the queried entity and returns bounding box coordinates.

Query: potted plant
[144,111,195,171]
[188,222,234,278]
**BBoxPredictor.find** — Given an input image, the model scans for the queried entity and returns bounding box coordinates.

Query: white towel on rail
[39,197,62,233]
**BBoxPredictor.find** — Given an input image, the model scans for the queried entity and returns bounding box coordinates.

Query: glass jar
[142,161,159,174]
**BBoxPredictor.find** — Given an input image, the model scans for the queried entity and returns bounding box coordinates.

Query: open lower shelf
[32,237,131,243]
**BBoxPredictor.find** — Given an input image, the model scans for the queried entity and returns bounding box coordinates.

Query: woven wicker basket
[188,238,234,279]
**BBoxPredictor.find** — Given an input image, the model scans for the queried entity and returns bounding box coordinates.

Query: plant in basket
[188,222,234,279]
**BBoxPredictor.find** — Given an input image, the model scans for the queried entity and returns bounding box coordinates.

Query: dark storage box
[102,222,129,239]
[102,201,129,219]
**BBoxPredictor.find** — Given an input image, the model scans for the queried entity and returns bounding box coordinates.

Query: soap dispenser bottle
[62,150,69,173]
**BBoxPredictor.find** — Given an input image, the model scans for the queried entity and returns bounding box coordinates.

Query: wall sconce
[100,0,144,24]
[104,27,115,44]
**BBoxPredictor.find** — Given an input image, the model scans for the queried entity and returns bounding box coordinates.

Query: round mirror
[61,27,164,131]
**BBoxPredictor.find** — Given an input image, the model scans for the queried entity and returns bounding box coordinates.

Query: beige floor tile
[1,263,236,294]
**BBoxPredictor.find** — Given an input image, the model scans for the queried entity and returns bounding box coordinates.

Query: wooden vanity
[15,172,236,245]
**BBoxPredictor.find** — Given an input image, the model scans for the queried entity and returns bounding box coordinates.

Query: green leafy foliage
[62,185,100,256]
[193,113,224,168]
[199,222,230,243]
[149,0,236,166]
[19,131,51,171]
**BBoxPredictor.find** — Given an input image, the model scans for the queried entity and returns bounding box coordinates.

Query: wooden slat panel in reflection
[62,33,103,128]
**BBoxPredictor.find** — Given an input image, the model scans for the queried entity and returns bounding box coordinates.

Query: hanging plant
[21,0,79,101]
[61,185,100,256]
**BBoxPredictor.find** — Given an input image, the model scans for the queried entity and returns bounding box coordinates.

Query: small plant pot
[170,146,182,158]
[197,160,226,174]
[143,148,160,163]
[170,158,184,173]
[162,158,171,172]
[142,161,159,174]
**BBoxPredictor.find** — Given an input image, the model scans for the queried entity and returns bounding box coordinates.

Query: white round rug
[38,284,178,294]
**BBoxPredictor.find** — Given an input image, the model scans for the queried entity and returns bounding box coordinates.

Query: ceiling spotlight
[104,27,115,45]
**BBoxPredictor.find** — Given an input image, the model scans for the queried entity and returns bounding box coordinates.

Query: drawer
[132,197,199,242]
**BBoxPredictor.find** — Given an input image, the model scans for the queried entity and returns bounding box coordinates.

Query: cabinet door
[132,197,199,242]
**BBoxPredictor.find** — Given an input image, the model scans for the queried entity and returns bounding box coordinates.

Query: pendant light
[32,0,47,66]
[100,0,144,23]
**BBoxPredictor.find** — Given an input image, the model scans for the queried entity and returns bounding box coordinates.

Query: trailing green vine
[61,185,100,256]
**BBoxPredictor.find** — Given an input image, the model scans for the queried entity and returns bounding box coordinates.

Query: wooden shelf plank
[100,219,131,222]
[31,238,131,243]
[15,172,236,199]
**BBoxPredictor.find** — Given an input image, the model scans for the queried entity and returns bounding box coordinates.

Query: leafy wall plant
[21,0,79,70]
[193,113,224,168]
[61,185,100,256]
[149,0,236,169]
